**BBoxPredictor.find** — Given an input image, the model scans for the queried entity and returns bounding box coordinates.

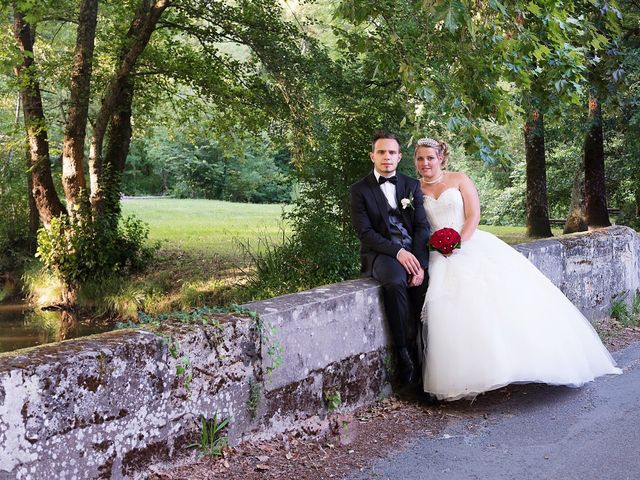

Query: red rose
[428,228,461,256]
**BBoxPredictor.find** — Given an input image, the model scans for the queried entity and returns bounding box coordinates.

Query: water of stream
[0,302,114,353]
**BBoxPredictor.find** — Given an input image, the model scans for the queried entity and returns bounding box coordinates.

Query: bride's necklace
[423,172,444,185]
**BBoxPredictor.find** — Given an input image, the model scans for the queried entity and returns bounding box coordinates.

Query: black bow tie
[378,175,397,185]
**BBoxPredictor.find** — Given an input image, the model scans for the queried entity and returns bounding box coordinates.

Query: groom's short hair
[371,131,401,152]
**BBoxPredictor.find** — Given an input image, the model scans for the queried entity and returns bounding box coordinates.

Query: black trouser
[372,254,429,350]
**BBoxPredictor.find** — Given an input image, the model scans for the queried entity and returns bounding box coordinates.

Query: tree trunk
[563,161,588,234]
[89,0,172,216]
[524,109,552,237]
[14,93,39,252]
[12,8,65,227]
[26,149,40,254]
[104,81,134,175]
[583,94,611,228]
[61,0,99,215]
[102,77,135,220]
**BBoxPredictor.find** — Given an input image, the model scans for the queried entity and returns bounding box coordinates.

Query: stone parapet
[243,278,389,392]
[0,283,391,479]
[514,226,640,319]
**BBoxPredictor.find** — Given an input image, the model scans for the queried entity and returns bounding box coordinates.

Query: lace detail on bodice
[423,187,465,232]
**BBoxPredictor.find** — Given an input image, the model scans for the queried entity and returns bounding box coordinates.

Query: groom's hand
[396,248,422,276]
[408,269,424,287]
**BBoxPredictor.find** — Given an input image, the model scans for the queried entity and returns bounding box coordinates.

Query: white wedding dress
[421,187,622,401]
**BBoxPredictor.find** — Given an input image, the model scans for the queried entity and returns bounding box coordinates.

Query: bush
[36,212,157,292]
[241,196,360,301]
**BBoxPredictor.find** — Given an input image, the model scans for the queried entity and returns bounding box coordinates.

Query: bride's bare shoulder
[446,171,471,185]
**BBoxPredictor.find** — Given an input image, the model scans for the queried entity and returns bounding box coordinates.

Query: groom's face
[370,138,402,176]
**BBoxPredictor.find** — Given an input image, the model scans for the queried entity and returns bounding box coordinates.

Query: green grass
[109,199,566,312]
[121,198,290,260]
[479,225,564,245]
[121,199,562,256]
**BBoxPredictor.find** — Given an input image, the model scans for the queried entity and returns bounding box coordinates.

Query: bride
[414,137,622,401]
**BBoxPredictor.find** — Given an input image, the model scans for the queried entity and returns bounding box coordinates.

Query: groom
[349,131,430,385]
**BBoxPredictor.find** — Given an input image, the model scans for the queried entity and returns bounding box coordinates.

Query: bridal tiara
[416,137,440,148]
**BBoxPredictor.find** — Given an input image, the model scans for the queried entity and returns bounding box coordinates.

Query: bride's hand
[442,247,460,257]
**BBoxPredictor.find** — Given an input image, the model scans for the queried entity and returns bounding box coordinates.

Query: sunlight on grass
[121,198,290,259]
[479,225,564,245]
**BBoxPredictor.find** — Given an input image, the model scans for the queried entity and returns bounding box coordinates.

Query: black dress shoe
[418,392,441,405]
[397,347,419,385]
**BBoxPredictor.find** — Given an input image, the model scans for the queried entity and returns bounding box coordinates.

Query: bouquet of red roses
[428,227,461,255]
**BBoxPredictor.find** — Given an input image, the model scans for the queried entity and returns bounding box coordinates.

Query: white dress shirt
[373,170,398,210]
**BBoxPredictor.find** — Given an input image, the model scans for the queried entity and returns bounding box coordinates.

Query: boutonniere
[400,192,414,210]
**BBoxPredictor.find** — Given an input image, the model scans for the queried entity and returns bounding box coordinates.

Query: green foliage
[242,218,359,301]
[158,334,193,388]
[0,138,32,271]
[610,293,636,327]
[187,414,230,457]
[120,140,165,195]
[120,134,294,203]
[615,203,640,230]
[253,313,284,380]
[0,0,309,299]
[609,291,640,329]
[176,356,192,387]
[247,379,262,419]
[333,0,624,164]
[36,211,156,290]
[79,277,147,320]
[323,389,342,412]
[116,305,236,330]
[239,12,407,297]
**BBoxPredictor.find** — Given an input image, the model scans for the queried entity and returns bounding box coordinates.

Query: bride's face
[414,146,442,179]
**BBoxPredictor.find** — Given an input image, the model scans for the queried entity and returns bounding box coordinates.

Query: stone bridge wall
[1,226,638,479]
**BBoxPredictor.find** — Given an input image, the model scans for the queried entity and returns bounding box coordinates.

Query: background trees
[1,0,314,303]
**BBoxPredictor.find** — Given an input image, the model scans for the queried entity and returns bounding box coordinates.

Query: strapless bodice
[423,187,465,231]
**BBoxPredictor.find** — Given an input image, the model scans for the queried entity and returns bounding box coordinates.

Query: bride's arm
[458,173,481,243]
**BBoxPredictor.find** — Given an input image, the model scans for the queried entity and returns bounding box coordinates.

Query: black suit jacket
[349,172,431,276]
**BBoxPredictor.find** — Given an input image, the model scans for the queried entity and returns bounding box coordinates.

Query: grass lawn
[479,225,564,244]
[121,198,564,257]
[121,198,290,261]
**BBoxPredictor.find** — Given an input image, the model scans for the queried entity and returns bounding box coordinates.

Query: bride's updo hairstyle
[415,137,450,170]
